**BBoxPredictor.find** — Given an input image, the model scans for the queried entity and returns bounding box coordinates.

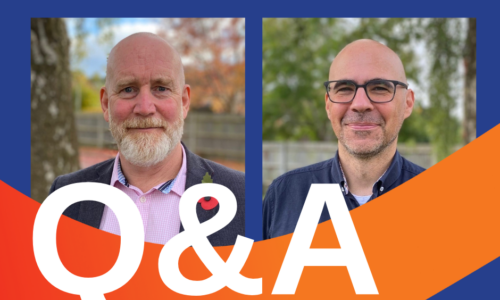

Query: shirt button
[380,187,384,192]
[140,196,146,203]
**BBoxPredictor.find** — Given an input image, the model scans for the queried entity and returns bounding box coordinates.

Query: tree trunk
[31,18,80,203]
[463,18,476,144]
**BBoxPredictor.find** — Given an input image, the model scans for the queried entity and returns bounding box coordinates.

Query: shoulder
[185,151,245,245]
[201,158,245,198]
[269,158,334,191]
[185,148,245,199]
[50,158,115,193]
[185,147,245,185]
[263,158,334,214]
[205,158,245,184]
[263,158,334,239]
[400,155,426,178]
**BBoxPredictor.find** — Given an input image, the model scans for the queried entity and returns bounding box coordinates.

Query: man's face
[325,41,414,158]
[101,34,190,167]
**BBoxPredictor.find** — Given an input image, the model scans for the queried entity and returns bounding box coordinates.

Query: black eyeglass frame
[323,79,409,103]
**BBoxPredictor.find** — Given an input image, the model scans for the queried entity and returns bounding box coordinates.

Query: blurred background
[263,18,476,193]
[31,18,245,203]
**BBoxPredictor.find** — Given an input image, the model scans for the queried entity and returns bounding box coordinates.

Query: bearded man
[263,39,425,239]
[50,33,245,247]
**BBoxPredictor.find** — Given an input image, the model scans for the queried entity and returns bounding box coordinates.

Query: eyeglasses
[324,79,408,103]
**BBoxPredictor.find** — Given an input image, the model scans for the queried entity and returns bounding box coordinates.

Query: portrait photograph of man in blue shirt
[262,17,476,240]
[263,39,425,239]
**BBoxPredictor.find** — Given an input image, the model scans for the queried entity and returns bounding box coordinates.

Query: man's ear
[403,89,415,119]
[100,87,109,122]
[325,93,331,120]
[182,84,191,119]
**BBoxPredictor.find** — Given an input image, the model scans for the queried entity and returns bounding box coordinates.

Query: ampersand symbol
[158,183,262,296]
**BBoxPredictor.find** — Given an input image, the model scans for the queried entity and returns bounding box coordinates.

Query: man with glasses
[263,39,425,239]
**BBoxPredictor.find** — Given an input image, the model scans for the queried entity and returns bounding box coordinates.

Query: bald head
[325,39,415,161]
[106,32,185,89]
[329,39,407,83]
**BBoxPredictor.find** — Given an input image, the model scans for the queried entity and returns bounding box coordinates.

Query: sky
[66,18,161,77]
[65,18,245,78]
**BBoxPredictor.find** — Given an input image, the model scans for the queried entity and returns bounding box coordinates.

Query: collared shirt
[262,150,425,240]
[100,145,187,244]
[338,159,386,197]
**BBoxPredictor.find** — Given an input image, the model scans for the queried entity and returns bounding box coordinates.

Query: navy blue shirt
[263,150,425,239]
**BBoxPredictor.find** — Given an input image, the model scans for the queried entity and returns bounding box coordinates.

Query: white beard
[109,110,184,168]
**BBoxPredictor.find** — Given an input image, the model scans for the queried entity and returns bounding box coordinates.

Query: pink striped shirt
[99,146,187,244]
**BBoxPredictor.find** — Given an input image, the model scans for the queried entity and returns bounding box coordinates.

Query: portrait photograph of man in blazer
[48,31,245,247]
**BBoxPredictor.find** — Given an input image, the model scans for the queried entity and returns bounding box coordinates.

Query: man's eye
[156,86,169,92]
[336,86,354,93]
[118,87,137,99]
[370,86,391,93]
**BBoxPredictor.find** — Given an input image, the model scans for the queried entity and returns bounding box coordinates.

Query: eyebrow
[113,76,176,91]
[333,77,390,84]
[114,77,140,91]
[151,76,175,88]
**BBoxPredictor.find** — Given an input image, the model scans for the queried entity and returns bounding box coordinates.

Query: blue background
[2,2,499,298]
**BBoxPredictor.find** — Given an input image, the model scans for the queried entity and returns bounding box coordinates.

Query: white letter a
[272,184,378,294]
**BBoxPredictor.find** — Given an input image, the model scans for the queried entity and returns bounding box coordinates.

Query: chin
[119,131,180,168]
[110,114,184,167]
[343,141,386,159]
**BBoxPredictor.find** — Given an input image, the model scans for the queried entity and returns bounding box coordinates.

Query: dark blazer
[50,143,245,247]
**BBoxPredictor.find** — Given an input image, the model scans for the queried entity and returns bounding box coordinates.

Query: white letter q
[33,183,144,300]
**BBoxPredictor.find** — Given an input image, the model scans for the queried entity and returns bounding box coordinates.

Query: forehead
[329,42,406,82]
[108,37,181,84]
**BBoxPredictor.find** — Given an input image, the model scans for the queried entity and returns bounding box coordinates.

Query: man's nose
[349,87,374,112]
[133,87,156,116]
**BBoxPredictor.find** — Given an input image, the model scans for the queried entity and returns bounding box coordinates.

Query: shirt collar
[331,150,402,195]
[170,145,187,196]
[379,150,402,190]
[331,152,348,194]
[110,144,187,195]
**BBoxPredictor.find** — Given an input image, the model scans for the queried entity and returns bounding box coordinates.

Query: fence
[263,141,444,190]
[75,112,245,161]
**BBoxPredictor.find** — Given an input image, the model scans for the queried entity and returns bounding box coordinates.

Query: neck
[338,142,396,196]
[118,143,183,193]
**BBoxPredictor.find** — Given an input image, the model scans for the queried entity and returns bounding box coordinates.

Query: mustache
[341,112,384,125]
[122,118,167,129]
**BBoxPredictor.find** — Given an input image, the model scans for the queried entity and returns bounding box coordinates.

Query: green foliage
[263,18,471,160]
[424,18,463,160]
[69,18,116,64]
[263,18,344,141]
[346,18,421,84]
[399,103,430,144]
[72,70,103,112]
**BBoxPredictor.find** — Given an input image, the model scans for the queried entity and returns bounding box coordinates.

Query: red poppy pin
[198,172,218,210]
